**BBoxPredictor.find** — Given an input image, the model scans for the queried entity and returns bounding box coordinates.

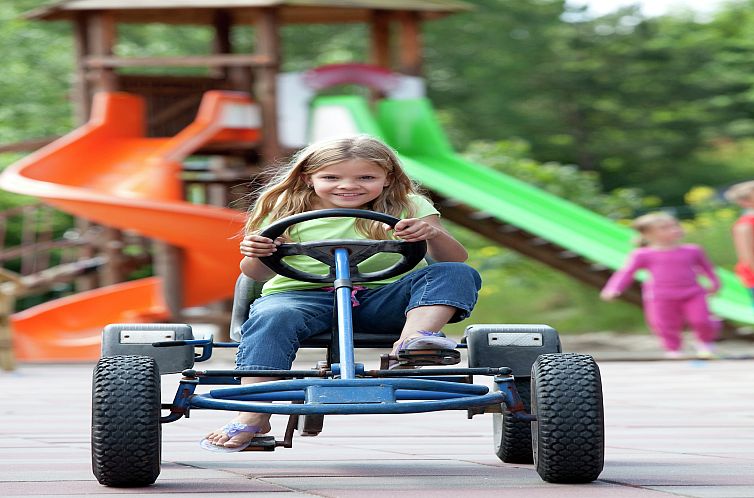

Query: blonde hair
[631,212,678,246]
[245,135,424,239]
[724,181,754,203]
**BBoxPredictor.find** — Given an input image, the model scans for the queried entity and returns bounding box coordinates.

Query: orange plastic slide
[0,91,260,361]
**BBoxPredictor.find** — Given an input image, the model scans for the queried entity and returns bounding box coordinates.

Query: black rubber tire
[492,377,533,463]
[532,353,604,483]
[91,355,161,487]
[297,414,325,436]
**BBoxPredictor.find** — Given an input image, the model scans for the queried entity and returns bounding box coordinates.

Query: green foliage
[423,0,568,147]
[463,139,647,219]
[423,1,754,203]
[0,3,73,143]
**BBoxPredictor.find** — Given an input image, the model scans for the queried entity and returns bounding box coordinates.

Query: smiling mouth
[334,193,363,197]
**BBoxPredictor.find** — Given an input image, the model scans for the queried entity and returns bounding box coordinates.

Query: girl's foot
[394,330,457,353]
[203,414,272,450]
[388,330,459,369]
[664,350,683,359]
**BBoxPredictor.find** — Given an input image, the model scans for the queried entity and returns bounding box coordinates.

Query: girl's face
[644,219,684,246]
[304,159,390,209]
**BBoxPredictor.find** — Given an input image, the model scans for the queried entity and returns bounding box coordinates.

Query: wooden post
[0,283,17,371]
[153,241,184,321]
[212,10,232,81]
[99,227,126,286]
[75,218,99,291]
[73,12,92,124]
[20,206,37,275]
[397,11,423,76]
[88,11,118,92]
[256,8,281,163]
[370,10,392,69]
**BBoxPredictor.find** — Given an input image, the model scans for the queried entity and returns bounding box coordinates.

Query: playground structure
[1,0,754,368]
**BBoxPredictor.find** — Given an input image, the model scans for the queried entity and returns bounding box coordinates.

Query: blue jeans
[236,262,482,370]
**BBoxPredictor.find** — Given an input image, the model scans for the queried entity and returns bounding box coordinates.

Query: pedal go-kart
[91,209,604,486]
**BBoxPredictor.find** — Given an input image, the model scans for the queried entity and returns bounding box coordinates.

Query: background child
[724,181,754,300]
[600,212,720,358]
[202,135,481,452]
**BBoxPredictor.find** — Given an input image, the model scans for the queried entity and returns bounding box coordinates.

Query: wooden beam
[212,9,232,79]
[88,11,118,92]
[256,7,281,163]
[370,10,391,69]
[85,54,274,69]
[73,12,92,124]
[397,11,422,76]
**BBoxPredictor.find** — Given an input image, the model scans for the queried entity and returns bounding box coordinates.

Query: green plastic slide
[311,95,754,325]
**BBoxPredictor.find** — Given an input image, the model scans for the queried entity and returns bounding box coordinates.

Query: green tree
[0,2,73,146]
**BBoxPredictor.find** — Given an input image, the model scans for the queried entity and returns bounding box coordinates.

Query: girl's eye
[360,176,376,180]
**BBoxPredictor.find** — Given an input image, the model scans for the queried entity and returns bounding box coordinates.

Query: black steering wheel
[258,209,427,284]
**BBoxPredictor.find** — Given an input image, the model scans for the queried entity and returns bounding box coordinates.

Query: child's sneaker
[389,331,460,369]
[664,350,683,359]
[397,330,457,352]
[695,341,716,359]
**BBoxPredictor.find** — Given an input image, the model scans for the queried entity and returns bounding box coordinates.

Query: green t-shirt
[260,194,439,296]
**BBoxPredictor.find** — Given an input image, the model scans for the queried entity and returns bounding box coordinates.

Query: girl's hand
[240,234,282,258]
[389,218,440,242]
[600,289,620,301]
[707,285,720,296]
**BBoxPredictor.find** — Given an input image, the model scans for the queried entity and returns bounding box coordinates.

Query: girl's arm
[239,234,282,281]
[600,250,643,300]
[392,215,468,262]
[732,223,754,271]
[694,247,720,293]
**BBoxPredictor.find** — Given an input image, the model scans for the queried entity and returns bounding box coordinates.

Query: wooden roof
[27,0,472,24]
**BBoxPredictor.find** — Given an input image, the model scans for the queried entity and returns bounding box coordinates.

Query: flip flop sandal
[199,422,264,453]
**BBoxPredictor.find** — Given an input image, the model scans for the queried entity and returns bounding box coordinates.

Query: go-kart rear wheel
[492,377,533,463]
[532,353,604,483]
[91,355,161,487]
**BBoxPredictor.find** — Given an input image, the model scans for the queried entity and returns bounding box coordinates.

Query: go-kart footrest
[396,348,461,367]
[241,435,277,451]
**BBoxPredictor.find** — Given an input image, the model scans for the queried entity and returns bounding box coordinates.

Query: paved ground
[2,335,754,498]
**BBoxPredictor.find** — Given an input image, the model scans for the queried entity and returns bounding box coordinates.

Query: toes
[223,433,255,448]
[205,431,229,446]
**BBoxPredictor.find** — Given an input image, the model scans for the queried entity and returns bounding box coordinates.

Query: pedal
[396,348,461,367]
[241,435,277,451]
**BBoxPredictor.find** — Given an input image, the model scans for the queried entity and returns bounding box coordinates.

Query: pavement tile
[647,486,754,498]
[0,478,291,495]
[4,494,308,498]
[3,355,754,496]
[226,460,507,478]
[304,486,670,498]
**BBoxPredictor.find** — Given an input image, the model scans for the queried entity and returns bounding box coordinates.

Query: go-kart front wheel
[91,355,161,487]
[532,353,604,483]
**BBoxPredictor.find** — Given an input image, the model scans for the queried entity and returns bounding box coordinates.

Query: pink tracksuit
[602,244,721,352]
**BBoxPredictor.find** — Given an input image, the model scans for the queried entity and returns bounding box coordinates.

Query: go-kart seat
[229,274,398,352]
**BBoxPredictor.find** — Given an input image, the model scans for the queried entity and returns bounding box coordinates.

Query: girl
[724,181,754,300]
[600,212,720,359]
[202,135,481,451]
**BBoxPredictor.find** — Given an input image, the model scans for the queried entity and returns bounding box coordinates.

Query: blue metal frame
[160,245,535,424]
